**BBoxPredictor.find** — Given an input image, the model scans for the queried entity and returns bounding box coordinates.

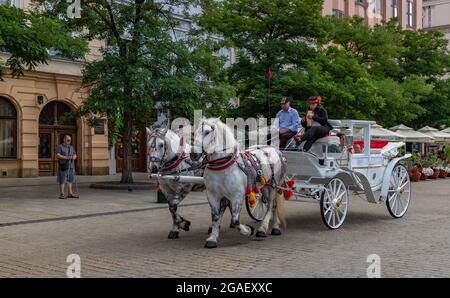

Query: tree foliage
[0,4,87,78]
[199,1,450,128]
[35,0,235,182]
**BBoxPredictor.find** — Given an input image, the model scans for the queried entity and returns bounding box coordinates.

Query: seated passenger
[272,97,300,149]
[353,144,363,153]
[295,96,333,152]
[336,132,346,151]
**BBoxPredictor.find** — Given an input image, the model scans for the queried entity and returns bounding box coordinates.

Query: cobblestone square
[0,178,449,277]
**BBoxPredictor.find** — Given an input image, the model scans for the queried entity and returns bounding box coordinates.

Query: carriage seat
[308,135,341,157]
[314,135,340,146]
[328,119,342,128]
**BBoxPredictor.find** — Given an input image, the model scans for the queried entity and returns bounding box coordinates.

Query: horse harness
[148,131,191,175]
[205,147,276,189]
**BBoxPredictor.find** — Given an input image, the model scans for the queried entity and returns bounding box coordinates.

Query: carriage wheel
[386,164,411,218]
[320,178,349,230]
[245,192,269,222]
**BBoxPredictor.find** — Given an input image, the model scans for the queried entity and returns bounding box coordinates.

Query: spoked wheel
[386,164,411,218]
[245,192,269,222]
[320,178,349,230]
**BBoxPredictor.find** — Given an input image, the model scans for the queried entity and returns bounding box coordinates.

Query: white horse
[147,127,203,239]
[192,118,287,248]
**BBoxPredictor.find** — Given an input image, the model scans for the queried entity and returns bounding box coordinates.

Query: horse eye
[159,144,164,148]
[205,131,210,135]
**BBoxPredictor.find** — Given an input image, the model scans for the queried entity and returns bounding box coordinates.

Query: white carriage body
[284,119,411,204]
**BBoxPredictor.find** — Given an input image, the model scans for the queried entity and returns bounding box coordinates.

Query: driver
[272,97,300,149]
[295,96,333,152]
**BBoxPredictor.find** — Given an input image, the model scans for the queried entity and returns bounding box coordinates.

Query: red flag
[265,70,273,80]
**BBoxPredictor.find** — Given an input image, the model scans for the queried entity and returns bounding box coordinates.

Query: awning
[441,127,450,134]
[371,124,403,140]
[418,126,450,144]
[389,124,435,143]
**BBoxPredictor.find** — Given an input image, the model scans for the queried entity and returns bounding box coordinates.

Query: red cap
[307,96,321,104]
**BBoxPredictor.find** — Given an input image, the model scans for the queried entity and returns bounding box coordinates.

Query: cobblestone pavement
[0,179,449,277]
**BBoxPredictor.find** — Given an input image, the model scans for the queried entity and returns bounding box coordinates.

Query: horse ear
[146,127,151,135]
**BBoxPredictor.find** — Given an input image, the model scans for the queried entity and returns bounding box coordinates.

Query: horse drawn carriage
[149,119,412,240]
[248,119,412,229]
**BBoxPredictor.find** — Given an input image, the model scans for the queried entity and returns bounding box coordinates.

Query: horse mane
[204,118,238,153]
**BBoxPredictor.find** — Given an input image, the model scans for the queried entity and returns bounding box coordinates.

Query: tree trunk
[121,111,134,184]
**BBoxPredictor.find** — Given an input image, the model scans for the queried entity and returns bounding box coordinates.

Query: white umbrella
[371,124,403,140]
[418,126,450,144]
[441,127,450,134]
[390,124,435,143]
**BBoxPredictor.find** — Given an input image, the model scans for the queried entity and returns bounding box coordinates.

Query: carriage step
[352,172,377,203]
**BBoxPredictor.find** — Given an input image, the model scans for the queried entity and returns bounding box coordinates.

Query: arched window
[39,101,76,126]
[0,97,17,159]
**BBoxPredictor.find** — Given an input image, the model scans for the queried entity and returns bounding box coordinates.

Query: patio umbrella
[371,124,403,140]
[390,124,435,143]
[441,127,450,134]
[418,126,450,144]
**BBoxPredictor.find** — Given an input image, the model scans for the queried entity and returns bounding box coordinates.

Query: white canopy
[390,124,435,143]
[441,127,450,134]
[371,124,403,140]
[418,126,450,143]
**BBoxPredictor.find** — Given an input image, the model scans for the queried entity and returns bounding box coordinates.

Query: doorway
[38,101,78,176]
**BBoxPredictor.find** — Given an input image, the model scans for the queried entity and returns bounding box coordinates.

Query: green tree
[36,0,234,183]
[0,4,87,79]
[323,16,449,127]
[198,0,324,118]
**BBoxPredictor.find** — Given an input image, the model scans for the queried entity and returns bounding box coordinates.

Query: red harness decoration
[159,136,187,173]
[206,153,238,171]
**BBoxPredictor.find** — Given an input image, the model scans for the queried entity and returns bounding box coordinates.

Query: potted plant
[437,159,447,178]
[445,166,450,178]
[422,167,434,178]
[408,153,421,182]
[445,147,450,177]
[428,154,440,179]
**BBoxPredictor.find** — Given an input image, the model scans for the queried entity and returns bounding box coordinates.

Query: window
[373,0,381,13]
[93,118,105,135]
[407,0,414,27]
[0,0,14,6]
[332,9,345,18]
[392,0,398,18]
[0,97,17,159]
[39,101,76,126]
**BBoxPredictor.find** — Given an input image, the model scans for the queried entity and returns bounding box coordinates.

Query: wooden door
[38,129,56,176]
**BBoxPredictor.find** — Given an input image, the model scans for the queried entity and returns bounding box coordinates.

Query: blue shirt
[275,107,300,133]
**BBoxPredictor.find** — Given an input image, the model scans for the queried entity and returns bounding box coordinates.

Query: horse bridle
[198,121,241,169]
[148,130,189,173]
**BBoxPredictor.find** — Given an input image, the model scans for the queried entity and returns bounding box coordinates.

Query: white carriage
[149,119,412,230]
[260,119,412,229]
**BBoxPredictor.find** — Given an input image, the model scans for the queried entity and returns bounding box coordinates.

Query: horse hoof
[168,231,179,239]
[255,231,267,238]
[204,241,217,249]
[229,223,235,229]
[183,220,191,231]
[271,228,282,236]
[247,225,255,236]
[207,227,212,234]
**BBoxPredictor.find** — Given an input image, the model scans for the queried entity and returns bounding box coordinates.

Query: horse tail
[275,189,287,229]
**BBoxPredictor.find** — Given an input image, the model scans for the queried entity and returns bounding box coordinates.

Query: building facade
[0,0,109,178]
[422,0,450,50]
[0,1,234,178]
[322,0,423,29]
